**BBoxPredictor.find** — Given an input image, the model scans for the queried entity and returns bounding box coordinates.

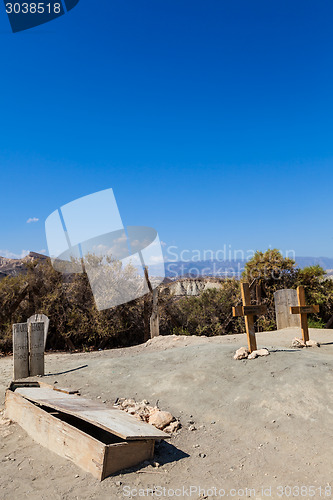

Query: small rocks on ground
[248,348,270,359]
[234,347,269,360]
[291,338,306,348]
[306,339,320,347]
[149,410,174,430]
[114,398,181,433]
[234,347,249,360]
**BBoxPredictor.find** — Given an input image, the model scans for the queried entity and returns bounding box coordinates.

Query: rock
[115,481,122,486]
[199,453,206,458]
[188,424,196,431]
[306,340,320,347]
[148,410,174,430]
[256,348,270,356]
[164,420,181,433]
[291,338,306,348]
[248,351,258,360]
[234,347,249,360]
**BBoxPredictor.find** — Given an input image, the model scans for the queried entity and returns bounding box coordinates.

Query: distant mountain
[164,257,333,278]
[2,253,333,281]
[0,252,48,280]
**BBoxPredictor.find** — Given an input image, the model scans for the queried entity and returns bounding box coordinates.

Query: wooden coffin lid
[15,387,170,441]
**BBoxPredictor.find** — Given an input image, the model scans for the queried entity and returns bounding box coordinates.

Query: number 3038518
[5,3,61,14]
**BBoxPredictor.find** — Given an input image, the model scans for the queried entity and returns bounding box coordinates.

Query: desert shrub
[0,259,147,353]
[163,280,244,336]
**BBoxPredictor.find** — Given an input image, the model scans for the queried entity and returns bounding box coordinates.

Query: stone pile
[114,398,181,433]
[291,338,320,348]
[234,347,270,360]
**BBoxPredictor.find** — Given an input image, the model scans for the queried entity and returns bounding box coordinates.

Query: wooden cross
[232,282,267,353]
[290,286,319,343]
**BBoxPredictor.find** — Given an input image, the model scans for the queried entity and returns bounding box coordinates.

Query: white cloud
[0,249,29,259]
[26,217,39,224]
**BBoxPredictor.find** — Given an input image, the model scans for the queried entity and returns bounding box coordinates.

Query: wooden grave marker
[13,323,29,380]
[232,282,267,352]
[27,313,49,349]
[290,286,319,343]
[274,289,300,329]
[28,322,45,376]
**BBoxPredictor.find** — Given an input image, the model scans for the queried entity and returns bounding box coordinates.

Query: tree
[243,249,297,287]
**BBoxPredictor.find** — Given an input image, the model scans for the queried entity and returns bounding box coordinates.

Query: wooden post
[143,265,160,339]
[28,322,45,376]
[241,282,257,352]
[232,282,267,353]
[143,297,150,342]
[290,286,319,343]
[298,286,309,343]
[13,323,29,380]
[150,288,160,338]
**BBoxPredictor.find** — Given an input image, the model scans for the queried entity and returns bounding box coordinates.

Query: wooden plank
[12,323,29,380]
[53,387,80,395]
[15,388,170,441]
[232,305,243,317]
[103,440,154,479]
[290,305,320,315]
[5,390,106,480]
[240,282,257,353]
[28,322,45,376]
[233,305,266,317]
[242,305,267,316]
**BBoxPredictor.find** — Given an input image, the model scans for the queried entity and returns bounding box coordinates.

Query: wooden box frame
[5,384,156,480]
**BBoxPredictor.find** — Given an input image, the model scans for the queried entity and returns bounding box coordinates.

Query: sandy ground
[0,328,332,500]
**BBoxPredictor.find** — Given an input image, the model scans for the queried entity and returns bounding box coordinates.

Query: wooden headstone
[27,313,49,349]
[28,322,45,376]
[274,289,300,329]
[13,323,29,380]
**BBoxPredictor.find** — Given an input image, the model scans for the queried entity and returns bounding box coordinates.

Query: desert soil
[0,328,332,500]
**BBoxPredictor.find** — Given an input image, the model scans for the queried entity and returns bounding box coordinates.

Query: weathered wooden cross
[290,286,319,343]
[232,282,267,353]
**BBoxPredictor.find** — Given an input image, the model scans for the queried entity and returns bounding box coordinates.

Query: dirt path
[0,328,332,499]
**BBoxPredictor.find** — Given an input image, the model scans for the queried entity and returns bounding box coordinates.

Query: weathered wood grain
[15,387,170,440]
[12,323,29,380]
[274,289,300,329]
[5,390,106,480]
[28,322,45,376]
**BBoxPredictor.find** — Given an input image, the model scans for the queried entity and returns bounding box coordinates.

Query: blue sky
[0,0,333,260]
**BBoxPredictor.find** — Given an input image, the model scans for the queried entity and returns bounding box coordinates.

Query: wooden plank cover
[15,388,169,441]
